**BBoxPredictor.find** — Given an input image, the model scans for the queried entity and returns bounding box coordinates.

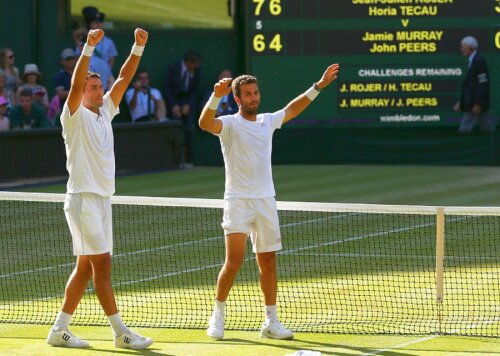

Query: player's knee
[75,257,92,276]
[76,262,93,277]
[90,254,113,275]
[224,257,244,273]
[257,253,276,271]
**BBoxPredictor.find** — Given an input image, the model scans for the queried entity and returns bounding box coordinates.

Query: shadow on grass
[201,337,415,356]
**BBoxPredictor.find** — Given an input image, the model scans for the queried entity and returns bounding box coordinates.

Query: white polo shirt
[216,110,285,199]
[61,93,119,197]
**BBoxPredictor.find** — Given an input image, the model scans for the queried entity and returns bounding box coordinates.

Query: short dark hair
[19,88,33,98]
[231,75,258,99]
[136,69,149,77]
[184,50,201,63]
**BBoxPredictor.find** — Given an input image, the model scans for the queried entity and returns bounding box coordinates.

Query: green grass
[2,165,500,354]
[71,0,232,29]
[17,164,500,206]
[1,324,500,355]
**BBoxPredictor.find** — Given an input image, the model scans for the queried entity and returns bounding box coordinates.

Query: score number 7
[253,0,282,16]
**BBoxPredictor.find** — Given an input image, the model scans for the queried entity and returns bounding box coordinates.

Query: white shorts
[222,197,282,253]
[64,193,113,256]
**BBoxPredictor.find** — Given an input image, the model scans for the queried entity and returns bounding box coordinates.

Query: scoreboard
[243,0,500,127]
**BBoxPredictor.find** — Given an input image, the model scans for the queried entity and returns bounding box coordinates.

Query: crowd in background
[0,6,239,167]
[0,6,238,132]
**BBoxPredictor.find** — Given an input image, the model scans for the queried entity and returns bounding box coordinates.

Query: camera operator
[125,69,167,122]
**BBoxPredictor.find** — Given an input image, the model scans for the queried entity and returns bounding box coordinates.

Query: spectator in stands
[80,6,118,69]
[125,69,167,122]
[47,95,61,126]
[164,50,202,167]
[77,33,115,91]
[10,89,50,129]
[53,48,77,111]
[0,70,15,107]
[0,95,10,131]
[201,69,238,117]
[454,36,494,133]
[17,64,49,111]
[0,48,21,105]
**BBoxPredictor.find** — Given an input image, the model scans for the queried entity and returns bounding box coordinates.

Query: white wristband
[131,44,145,56]
[82,44,95,57]
[207,93,221,111]
[305,85,320,101]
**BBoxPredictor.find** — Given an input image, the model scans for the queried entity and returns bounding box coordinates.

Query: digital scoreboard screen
[243,0,500,126]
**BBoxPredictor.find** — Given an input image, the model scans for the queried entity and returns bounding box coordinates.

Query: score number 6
[253,0,282,16]
[253,34,283,52]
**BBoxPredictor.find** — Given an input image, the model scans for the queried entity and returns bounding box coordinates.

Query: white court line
[362,318,500,356]
[112,215,436,288]
[2,214,467,305]
[0,212,353,306]
[0,235,222,279]
[0,212,353,279]
[0,213,350,303]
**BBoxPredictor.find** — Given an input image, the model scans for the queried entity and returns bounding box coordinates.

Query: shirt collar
[468,50,477,63]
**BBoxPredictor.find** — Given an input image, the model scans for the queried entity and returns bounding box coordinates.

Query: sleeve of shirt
[269,109,286,130]
[35,105,51,128]
[8,107,22,129]
[151,88,163,100]
[125,88,134,104]
[216,115,231,139]
[103,92,120,122]
[60,102,81,131]
[109,38,118,57]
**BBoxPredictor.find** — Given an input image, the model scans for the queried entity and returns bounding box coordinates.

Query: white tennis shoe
[260,320,294,340]
[114,329,153,349]
[47,328,89,348]
[207,312,224,340]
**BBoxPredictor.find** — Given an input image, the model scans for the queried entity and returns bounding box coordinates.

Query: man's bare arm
[282,63,339,124]
[199,78,232,134]
[109,28,148,108]
[66,29,104,115]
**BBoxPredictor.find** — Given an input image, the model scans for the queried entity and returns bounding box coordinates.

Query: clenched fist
[134,28,148,46]
[87,29,104,46]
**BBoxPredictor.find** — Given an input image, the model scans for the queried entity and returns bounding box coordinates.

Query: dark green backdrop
[1,0,499,171]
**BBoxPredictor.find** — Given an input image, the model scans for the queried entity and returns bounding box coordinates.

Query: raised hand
[134,28,149,46]
[214,78,232,98]
[87,29,104,47]
[317,63,340,90]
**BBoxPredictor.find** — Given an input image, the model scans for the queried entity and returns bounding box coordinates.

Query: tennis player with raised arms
[199,63,340,339]
[46,28,153,349]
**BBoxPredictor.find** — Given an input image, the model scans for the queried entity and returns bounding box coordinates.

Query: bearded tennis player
[47,28,153,349]
[199,63,340,340]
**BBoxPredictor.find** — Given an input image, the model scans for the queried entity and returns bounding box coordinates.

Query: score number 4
[253,34,282,52]
[253,0,282,16]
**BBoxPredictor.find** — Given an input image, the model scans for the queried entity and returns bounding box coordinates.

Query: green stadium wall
[194,127,500,166]
[1,0,499,178]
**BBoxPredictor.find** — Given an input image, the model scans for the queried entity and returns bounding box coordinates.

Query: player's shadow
[82,346,169,355]
[219,337,415,356]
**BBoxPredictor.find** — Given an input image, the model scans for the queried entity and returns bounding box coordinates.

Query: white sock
[265,305,278,322]
[53,311,72,331]
[108,313,128,336]
[214,300,226,316]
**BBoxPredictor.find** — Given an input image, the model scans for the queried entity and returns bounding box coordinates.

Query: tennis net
[0,192,499,336]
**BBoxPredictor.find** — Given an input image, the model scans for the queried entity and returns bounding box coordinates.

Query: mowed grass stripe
[71,0,231,28]
[15,165,500,206]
